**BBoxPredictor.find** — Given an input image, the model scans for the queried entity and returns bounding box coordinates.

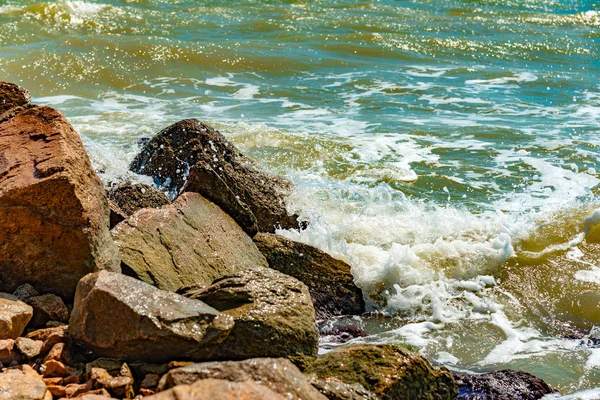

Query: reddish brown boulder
[112,192,268,292]
[0,84,120,298]
[0,82,31,123]
[26,294,70,329]
[130,119,299,235]
[254,233,364,319]
[148,378,285,400]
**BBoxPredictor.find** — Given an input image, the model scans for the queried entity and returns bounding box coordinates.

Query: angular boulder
[107,182,170,228]
[158,358,326,400]
[0,293,33,339]
[254,233,364,319]
[0,85,120,298]
[180,266,319,360]
[453,370,556,400]
[305,344,457,400]
[149,378,285,400]
[0,365,52,400]
[68,271,234,363]
[130,119,299,235]
[112,192,268,292]
[0,82,31,123]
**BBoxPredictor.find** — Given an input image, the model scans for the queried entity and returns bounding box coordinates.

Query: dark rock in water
[318,316,368,345]
[306,343,457,400]
[453,370,556,400]
[68,271,234,363]
[107,182,170,229]
[254,233,365,319]
[130,119,300,235]
[149,378,286,400]
[179,265,319,360]
[157,358,326,400]
[112,192,268,293]
[0,83,120,299]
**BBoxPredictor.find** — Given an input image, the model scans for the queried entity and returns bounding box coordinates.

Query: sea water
[1,0,599,396]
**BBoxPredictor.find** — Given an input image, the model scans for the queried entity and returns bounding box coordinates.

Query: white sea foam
[465,72,538,88]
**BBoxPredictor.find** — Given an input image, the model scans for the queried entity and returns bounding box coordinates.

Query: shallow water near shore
[1,0,600,396]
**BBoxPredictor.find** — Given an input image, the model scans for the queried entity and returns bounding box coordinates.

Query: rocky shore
[0,81,557,399]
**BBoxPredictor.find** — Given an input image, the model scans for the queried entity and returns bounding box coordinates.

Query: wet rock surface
[0,81,31,123]
[130,119,299,235]
[0,87,120,298]
[306,343,457,400]
[180,265,319,360]
[309,377,379,400]
[453,370,556,400]
[68,271,234,363]
[107,182,170,228]
[112,192,268,292]
[254,233,365,319]
[158,358,326,400]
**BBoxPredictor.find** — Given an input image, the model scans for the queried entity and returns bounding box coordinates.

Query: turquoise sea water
[1,0,600,396]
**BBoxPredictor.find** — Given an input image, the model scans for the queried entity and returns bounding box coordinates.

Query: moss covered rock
[305,344,457,400]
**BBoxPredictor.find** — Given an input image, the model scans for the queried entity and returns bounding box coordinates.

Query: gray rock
[112,192,268,293]
[0,293,33,339]
[158,358,326,400]
[130,119,299,235]
[453,370,556,400]
[68,271,234,363]
[180,266,318,360]
[26,294,69,329]
[13,284,39,303]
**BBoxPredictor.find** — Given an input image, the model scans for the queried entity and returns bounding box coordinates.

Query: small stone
[42,360,75,378]
[47,385,67,398]
[0,364,51,400]
[13,284,39,302]
[64,380,93,398]
[140,373,160,389]
[15,337,43,359]
[27,294,69,329]
[43,342,74,366]
[0,339,20,364]
[0,292,33,339]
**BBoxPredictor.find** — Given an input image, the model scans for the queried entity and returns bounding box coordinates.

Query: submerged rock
[453,370,556,400]
[112,192,268,292]
[130,119,299,235]
[0,293,33,339]
[305,343,457,400]
[107,182,170,228]
[254,233,365,319]
[0,84,120,298]
[68,271,234,363]
[180,266,319,360]
[149,378,286,400]
[158,358,326,400]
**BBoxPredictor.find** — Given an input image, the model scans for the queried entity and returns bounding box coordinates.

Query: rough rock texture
[158,358,326,400]
[149,378,285,400]
[453,370,556,400]
[13,284,39,302]
[254,233,364,319]
[130,119,299,235]
[68,271,234,363]
[306,344,457,400]
[0,86,120,298]
[0,338,20,364]
[112,192,268,292]
[15,337,43,359]
[180,266,319,360]
[309,378,379,400]
[0,82,31,123]
[0,293,33,339]
[0,365,52,400]
[26,294,69,329]
[107,182,170,228]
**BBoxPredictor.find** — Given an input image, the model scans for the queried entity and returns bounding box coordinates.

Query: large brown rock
[0,365,52,400]
[112,192,268,292]
[68,271,234,363]
[305,344,457,400]
[107,182,170,228]
[0,293,33,339]
[0,85,120,298]
[158,358,326,400]
[180,266,319,360]
[130,119,299,235]
[254,233,364,319]
[150,378,285,400]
